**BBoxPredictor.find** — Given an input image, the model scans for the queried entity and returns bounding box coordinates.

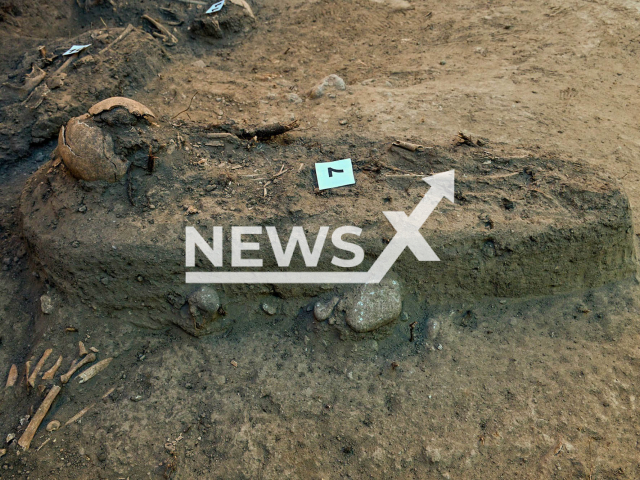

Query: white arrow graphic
[186,170,455,284]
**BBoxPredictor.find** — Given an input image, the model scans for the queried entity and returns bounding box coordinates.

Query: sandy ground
[2,0,640,478]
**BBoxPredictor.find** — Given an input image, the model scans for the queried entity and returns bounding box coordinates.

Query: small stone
[78,205,87,213]
[287,93,302,104]
[46,420,60,432]
[314,296,339,321]
[176,286,222,336]
[213,375,226,386]
[345,277,402,333]
[440,60,446,65]
[205,184,217,192]
[192,59,207,68]
[262,302,277,315]
[308,74,346,99]
[426,318,440,339]
[339,119,348,125]
[40,295,54,315]
[437,344,443,351]
[130,395,143,402]
[188,287,220,316]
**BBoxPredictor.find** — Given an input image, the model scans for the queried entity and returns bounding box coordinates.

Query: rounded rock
[188,286,220,316]
[262,302,277,315]
[313,296,339,321]
[40,294,54,315]
[175,286,223,336]
[308,74,346,99]
[426,318,440,339]
[345,278,402,333]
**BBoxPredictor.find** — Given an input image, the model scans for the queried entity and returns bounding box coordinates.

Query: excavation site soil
[2,0,640,478]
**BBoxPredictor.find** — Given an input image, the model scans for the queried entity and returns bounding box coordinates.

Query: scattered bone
[36,438,50,452]
[237,120,299,140]
[0,449,5,457]
[6,364,17,387]
[141,15,178,46]
[88,96,156,119]
[23,83,50,110]
[42,356,63,380]
[102,387,116,400]
[28,348,53,388]
[46,420,61,432]
[47,55,77,89]
[64,403,95,427]
[90,347,99,353]
[56,115,129,182]
[78,341,88,357]
[78,357,113,384]
[25,361,31,389]
[229,0,256,19]
[99,24,135,56]
[392,140,424,152]
[23,65,47,95]
[60,353,96,384]
[37,45,46,58]
[18,385,61,450]
[65,327,78,333]
[206,132,241,142]
[6,433,15,444]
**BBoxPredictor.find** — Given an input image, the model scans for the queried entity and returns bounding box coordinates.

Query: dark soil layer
[20,133,638,331]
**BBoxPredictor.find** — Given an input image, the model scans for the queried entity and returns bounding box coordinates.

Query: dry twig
[172,92,198,120]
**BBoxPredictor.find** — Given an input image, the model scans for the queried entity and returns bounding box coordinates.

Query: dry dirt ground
[2,0,640,478]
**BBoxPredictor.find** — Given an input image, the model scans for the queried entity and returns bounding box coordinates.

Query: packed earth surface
[2,0,640,478]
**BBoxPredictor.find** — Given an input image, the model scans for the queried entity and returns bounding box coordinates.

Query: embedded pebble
[188,287,220,317]
[287,93,302,103]
[40,295,54,315]
[308,74,346,99]
[313,296,339,321]
[262,302,277,315]
[426,318,440,339]
[345,278,402,333]
[175,286,222,336]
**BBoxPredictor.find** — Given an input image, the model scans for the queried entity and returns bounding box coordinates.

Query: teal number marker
[315,158,355,190]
